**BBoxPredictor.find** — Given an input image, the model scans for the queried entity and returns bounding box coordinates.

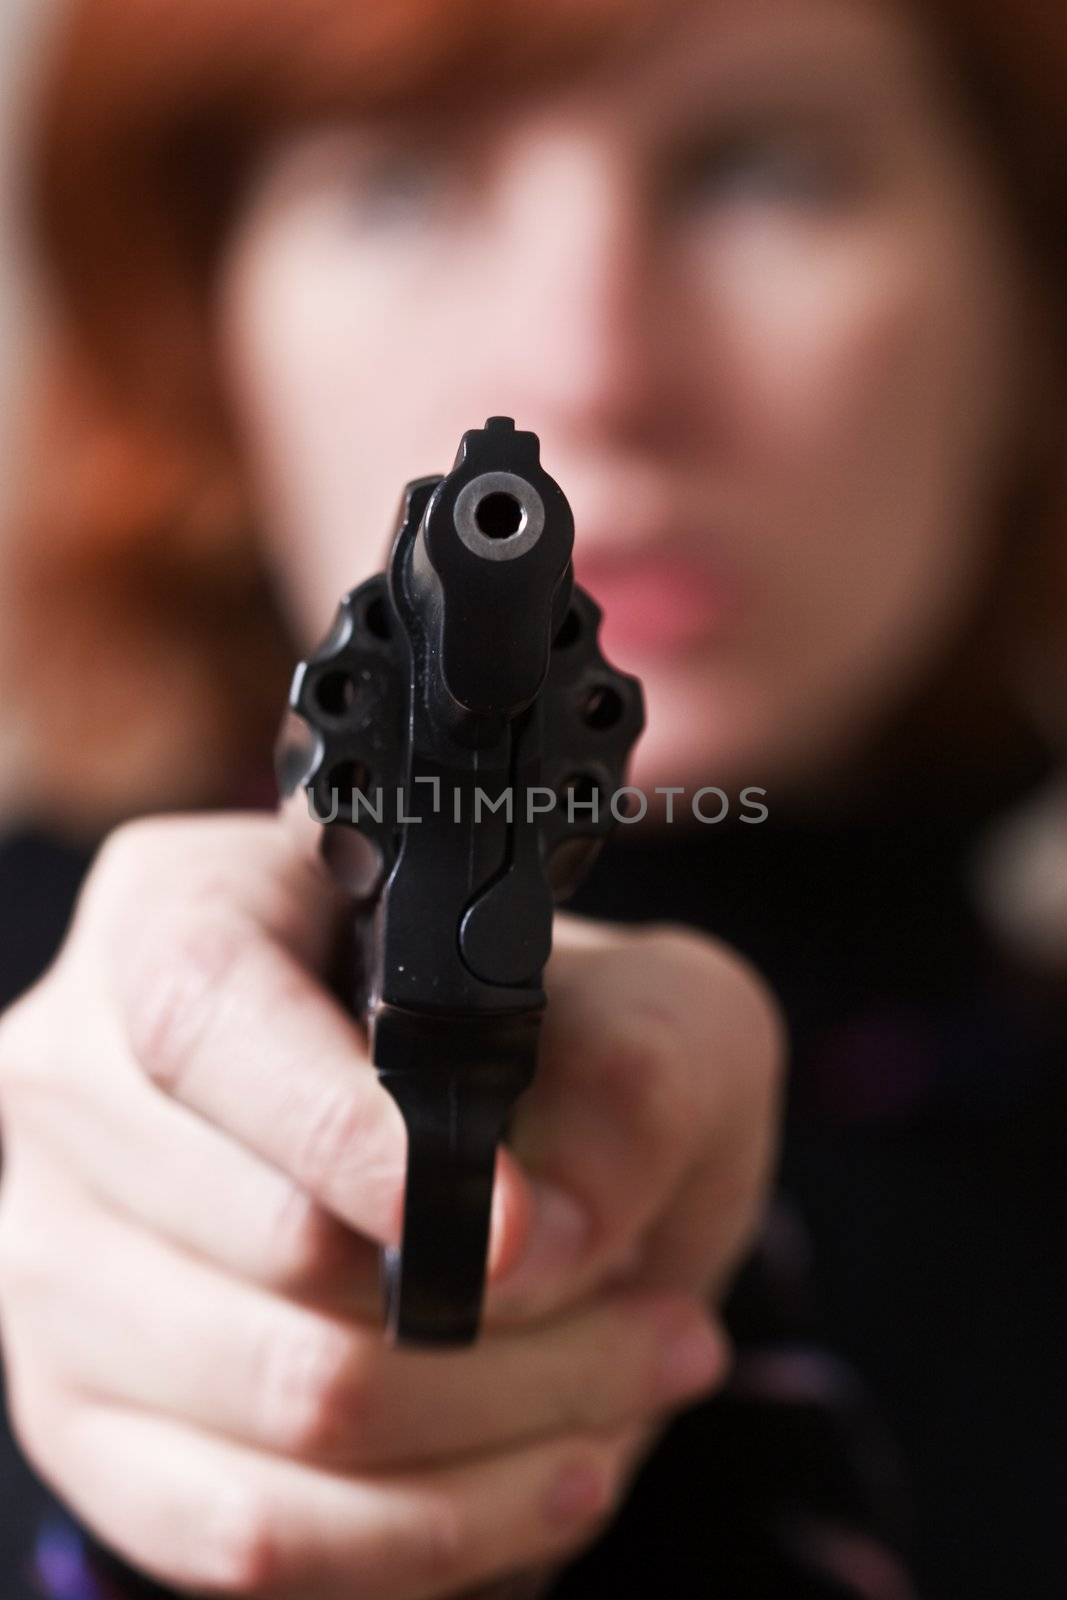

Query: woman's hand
[0,809,784,1597]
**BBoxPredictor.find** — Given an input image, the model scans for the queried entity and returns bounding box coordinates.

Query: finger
[6,1022,383,1312]
[102,886,530,1277]
[89,815,407,1245]
[490,915,785,1318]
[14,1174,726,1469]
[629,1042,781,1302]
[33,1397,640,1599]
[6,1013,544,1321]
[86,816,539,1282]
[77,809,350,976]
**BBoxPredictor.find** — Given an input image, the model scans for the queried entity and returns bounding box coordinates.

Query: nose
[471,127,676,453]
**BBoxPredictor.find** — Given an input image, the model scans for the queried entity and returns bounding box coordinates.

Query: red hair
[4,0,1065,834]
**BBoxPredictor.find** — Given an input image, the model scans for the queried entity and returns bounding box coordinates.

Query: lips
[573,548,741,658]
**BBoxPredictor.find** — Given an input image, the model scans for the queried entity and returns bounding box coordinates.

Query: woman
[0,0,1065,1595]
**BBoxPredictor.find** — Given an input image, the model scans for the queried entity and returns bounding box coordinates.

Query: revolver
[276,418,644,1348]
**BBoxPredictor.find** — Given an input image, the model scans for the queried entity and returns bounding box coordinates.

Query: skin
[0,812,780,1594]
[216,0,1038,804]
[0,0,1045,1594]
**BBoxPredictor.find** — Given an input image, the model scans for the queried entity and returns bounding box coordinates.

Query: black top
[1,739,1065,1599]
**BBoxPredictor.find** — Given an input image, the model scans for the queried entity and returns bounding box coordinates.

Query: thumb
[487,913,784,1322]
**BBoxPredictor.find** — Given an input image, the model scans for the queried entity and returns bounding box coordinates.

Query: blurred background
[0,0,61,824]
[0,0,60,515]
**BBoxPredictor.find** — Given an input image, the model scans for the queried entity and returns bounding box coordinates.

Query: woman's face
[218,0,1037,799]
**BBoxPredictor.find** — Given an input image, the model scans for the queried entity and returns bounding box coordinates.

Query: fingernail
[545,1461,610,1526]
[497,1180,591,1296]
[656,1313,723,1404]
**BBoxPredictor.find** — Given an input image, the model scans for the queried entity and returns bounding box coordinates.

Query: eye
[674,126,853,209]
[347,143,453,224]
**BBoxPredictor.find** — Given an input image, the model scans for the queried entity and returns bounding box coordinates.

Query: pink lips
[573,551,741,658]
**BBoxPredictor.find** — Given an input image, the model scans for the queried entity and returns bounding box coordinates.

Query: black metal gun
[276,418,644,1347]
